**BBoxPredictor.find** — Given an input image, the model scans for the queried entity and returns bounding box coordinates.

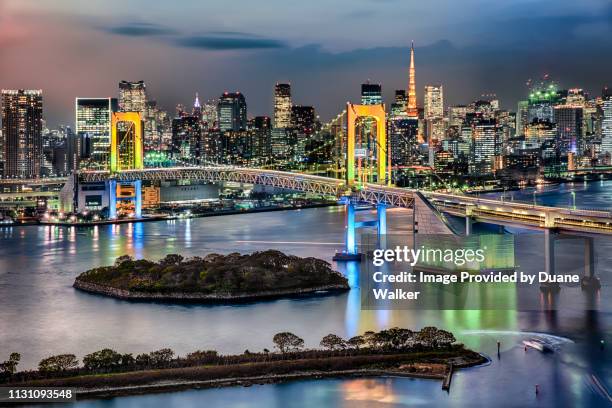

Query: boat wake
[460,330,574,348]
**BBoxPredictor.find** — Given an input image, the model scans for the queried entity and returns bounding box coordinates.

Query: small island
[73,250,349,303]
[0,327,486,399]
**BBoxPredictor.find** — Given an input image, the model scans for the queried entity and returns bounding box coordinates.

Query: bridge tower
[346,103,387,186]
[108,112,144,219]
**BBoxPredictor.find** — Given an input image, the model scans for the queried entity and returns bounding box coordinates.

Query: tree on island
[185,350,219,365]
[38,354,79,373]
[149,348,175,367]
[114,255,133,267]
[273,332,304,353]
[416,327,456,348]
[0,353,21,375]
[160,254,184,266]
[346,336,366,350]
[83,349,124,371]
[320,334,346,351]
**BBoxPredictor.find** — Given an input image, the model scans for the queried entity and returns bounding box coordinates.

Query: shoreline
[77,369,447,399]
[73,280,350,304]
[2,202,340,228]
[9,352,486,400]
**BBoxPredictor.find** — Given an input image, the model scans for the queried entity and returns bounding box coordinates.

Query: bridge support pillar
[346,201,357,255]
[465,217,473,236]
[333,201,363,262]
[540,229,560,293]
[107,179,117,219]
[134,180,142,218]
[581,237,601,291]
[377,203,387,249]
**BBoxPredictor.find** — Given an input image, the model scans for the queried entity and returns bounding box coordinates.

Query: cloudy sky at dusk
[1,0,611,127]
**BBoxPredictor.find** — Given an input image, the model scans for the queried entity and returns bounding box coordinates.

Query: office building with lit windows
[273,83,292,128]
[118,80,147,114]
[1,89,43,178]
[554,105,583,155]
[217,92,247,132]
[75,98,118,169]
[361,83,382,105]
[601,88,612,155]
[424,85,444,120]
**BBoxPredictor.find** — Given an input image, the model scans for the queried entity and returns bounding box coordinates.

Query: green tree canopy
[273,332,305,353]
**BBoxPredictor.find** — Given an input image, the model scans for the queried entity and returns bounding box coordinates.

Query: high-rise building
[516,100,529,136]
[448,105,469,128]
[171,115,202,161]
[217,92,247,132]
[202,99,218,128]
[273,83,292,128]
[424,85,444,142]
[66,127,80,173]
[389,119,418,166]
[554,106,583,155]
[525,120,556,147]
[252,116,272,161]
[118,81,147,114]
[291,106,316,159]
[75,98,118,168]
[361,83,382,105]
[407,42,418,118]
[193,93,202,119]
[470,119,502,175]
[291,106,315,135]
[391,90,407,118]
[1,90,43,178]
[601,88,612,154]
[424,85,443,120]
[527,82,560,123]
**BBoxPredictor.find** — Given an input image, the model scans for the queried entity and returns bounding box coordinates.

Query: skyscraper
[193,93,202,119]
[424,85,443,120]
[554,106,583,154]
[217,92,247,132]
[407,42,418,118]
[172,115,202,161]
[1,90,43,178]
[470,119,502,175]
[391,90,407,118]
[273,83,292,128]
[252,116,272,161]
[118,81,147,114]
[516,100,529,136]
[424,85,444,142]
[291,106,316,135]
[601,88,612,154]
[361,83,382,105]
[75,98,118,169]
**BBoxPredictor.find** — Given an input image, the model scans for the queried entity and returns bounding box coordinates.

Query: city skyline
[1,0,612,127]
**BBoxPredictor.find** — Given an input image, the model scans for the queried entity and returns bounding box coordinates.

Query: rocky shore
[14,352,487,400]
[73,280,349,303]
[72,250,350,304]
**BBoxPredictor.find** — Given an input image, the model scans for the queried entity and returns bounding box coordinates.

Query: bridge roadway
[76,166,612,236]
[2,167,611,235]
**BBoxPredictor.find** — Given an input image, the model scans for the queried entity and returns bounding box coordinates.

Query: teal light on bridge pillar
[346,202,357,255]
[377,203,387,248]
[134,180,142,218]
[108,179,117,219]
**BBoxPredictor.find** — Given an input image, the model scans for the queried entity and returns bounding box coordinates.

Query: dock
[442,363,454,391]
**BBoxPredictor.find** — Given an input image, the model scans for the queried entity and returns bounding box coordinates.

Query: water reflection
[1,184,611,407]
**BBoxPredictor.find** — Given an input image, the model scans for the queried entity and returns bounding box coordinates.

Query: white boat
[522,338,554,353]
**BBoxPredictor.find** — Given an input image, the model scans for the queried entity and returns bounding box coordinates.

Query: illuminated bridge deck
[4,167,612,235]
